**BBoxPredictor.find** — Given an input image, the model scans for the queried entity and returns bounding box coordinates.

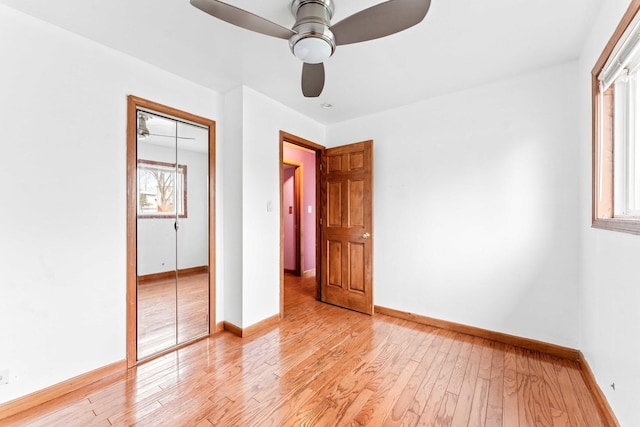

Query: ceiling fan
[190,0,432,97]
[137,113,196,140]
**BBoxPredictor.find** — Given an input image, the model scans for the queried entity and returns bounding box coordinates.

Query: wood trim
[137,266,209,284]
[295,164,303,276]
[279,136,284,318]
[223,315,280,338]
[0,360,126,421]
[592,217,640,235]
[126,95,216,368]
[591,0,640,75]
[243,314,280,337]
[578,351,621,426]
[302,268,316,278]
[136,334,210,366]
[222,321,243,337]
[592,84,614,220]
[592,67,599,224]
[283,159,304,276]
[374,305,580,361]
[318,143,325,302]
[279,131,325,318]
[126,96,138,368]
[208,116,217,343]
[281,131,325,152]
[214,321,224,333]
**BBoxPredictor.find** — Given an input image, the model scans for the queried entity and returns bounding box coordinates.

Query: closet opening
[126,95,216,366]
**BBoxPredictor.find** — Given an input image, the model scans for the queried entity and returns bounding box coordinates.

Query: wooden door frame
[279,131,324,317]
[282,161,303,276]
[126,95,216,367]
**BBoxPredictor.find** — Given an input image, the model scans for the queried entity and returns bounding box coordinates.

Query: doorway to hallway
[280,132,323,315]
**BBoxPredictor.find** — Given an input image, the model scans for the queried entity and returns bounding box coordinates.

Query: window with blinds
[592,1,640,234]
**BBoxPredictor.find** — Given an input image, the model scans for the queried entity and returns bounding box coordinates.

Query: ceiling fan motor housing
[289,0,336,64]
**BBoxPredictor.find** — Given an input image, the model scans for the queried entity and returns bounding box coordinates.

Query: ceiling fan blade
[148,133,196,140]
[190,0,296,39]
[330,0,431,46]
[301,63,325,98]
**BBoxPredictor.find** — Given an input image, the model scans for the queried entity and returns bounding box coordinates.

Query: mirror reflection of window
[137,160,187,217]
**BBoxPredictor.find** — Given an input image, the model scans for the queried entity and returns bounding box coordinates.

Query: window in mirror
[137,160,187,218]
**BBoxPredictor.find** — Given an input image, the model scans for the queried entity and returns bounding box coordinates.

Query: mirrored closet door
[127,96,215,364]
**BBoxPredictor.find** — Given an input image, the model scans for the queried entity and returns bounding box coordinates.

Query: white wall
[220,87,244,328]
[0,4,223,403]
[327,62,581,348]
[240,87,325,327]
[579,1,640,425]
[219,86,325,329]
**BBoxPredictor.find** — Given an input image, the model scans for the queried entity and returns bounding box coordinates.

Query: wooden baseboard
[374,305,580,361]
[302,268,316,278]
[138,266,208,284]
[243,315,280,337]
[0,360,126,421]
[214,321,225,333]
[578,351,620,426]
[223,321,243,337]
[223,315,280,338]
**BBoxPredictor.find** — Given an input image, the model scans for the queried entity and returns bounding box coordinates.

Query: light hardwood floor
[3,274,605,426]
[137,272,209,358]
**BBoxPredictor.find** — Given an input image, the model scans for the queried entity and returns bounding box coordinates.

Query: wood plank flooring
[2,274,606,426]
[137,272,209,358]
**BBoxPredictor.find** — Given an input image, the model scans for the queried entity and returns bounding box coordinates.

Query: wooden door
[321,140,373,315]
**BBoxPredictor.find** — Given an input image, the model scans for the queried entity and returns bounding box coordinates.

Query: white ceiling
[1,0,602,124]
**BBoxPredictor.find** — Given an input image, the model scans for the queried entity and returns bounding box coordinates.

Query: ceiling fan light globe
[293,37,332,64]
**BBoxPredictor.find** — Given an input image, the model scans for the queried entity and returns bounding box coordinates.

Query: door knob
[363,232,371,239]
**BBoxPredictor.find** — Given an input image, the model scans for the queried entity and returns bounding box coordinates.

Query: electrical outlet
[0,369,9,384]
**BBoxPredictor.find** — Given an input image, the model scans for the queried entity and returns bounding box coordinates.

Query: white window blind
[599,11,640,91]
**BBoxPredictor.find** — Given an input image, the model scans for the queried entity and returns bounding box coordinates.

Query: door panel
[321,140,373,315]
[136,112,179,360]
[349,151,364,170]
[349,179,364,227]
[328,182,342,227]
[348,242,365,292]
[176,122,210,345]
[127,95,216,367]
[328,240,342,287]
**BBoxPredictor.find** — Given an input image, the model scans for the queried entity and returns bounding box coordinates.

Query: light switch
[267,200,272,212]
[308,205,312,213]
